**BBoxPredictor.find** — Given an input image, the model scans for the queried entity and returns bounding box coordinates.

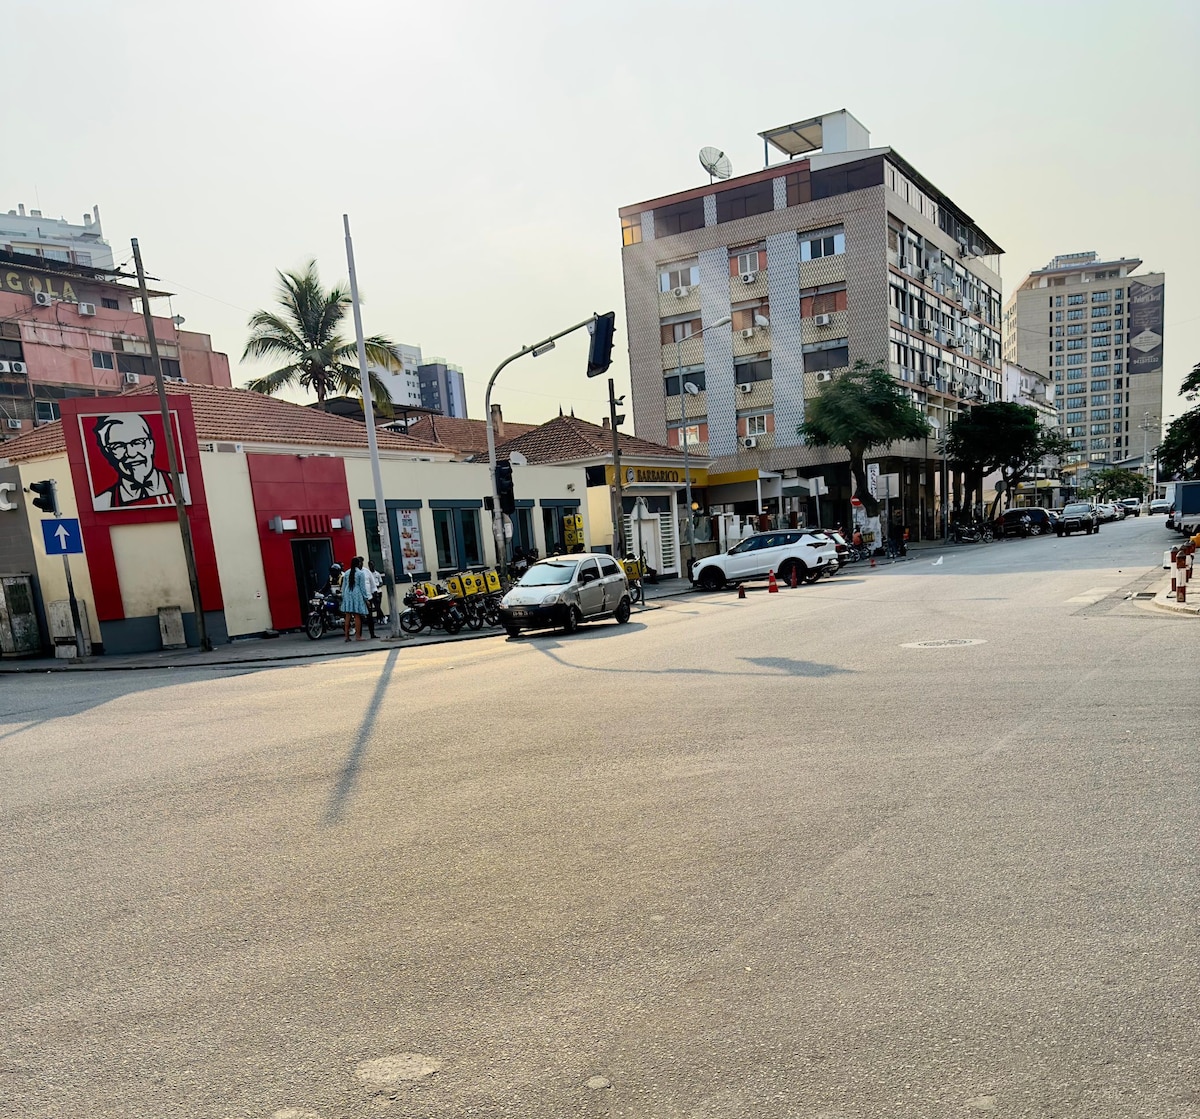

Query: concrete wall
[202,451,272,636]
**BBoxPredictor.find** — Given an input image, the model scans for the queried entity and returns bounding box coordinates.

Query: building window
[1092,395,1109,406]
[745,414,768,436]
[734,358,773,384]
[511,508,536,554]
[1091,290,1110,302]
[92,350,115,370]
[1090,351,1109,363]
[117,353,152,377]
[1054,295,1064,307]
[665,368,706,395]
[733,250,761,276]
[802,340,850,372]
[1067,339,1086,350]
[1066,324,1085,336]
[101,297,120,310]
[660,318,699,345]
[432,507,483,571]
[1090,380,1109,393]
[35,400,59,424]
[785,169,811,207]
[1092,411,1111,422]
[1066,411,1084,423]
[1067,354,1085,365]
[1067,309,1084,321]
[0,338,26,362]
[1067,396,1086,408]
[654,198,705,237]
[621,215,642,247]
[1068,294,1085,305]
[1091,305,1110,317]
[731,303,769,331]
[659,263,699,293]
[715,181,773,223]
[800,227,846,260]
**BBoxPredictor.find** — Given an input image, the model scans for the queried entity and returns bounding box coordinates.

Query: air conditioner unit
[950,286,963,302]
[740,271,758,284]
[77,302,97,316]
[6,419,22,430]
[813,313,833,327]
[738,382,754,394]
[33,291,53,307]
[815,371,833,383]
[0,362,12,374]
[9,361,25,375]
[921,374,934,386]
[740,328,755,340]
[123,372,140,386]
[673,287,687,298]
[741,436,758,449]
[918,319,932,333]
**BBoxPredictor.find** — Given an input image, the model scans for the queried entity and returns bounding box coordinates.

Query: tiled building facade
[618,111,1004,532]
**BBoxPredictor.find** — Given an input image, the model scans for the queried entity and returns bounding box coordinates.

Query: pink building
[0,249,231,440]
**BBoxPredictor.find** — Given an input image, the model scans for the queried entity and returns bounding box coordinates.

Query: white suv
[692,530,838,591]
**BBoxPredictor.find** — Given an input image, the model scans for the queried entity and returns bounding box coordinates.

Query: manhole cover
[900,638,986,649]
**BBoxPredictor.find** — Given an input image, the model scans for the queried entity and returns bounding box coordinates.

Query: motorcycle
[304,592,343,640]
[399,585,466,635]
[953,520,994,544]
[459,591,502,630]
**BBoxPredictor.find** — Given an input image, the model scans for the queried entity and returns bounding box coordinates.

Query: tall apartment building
[617,110,1003,535]
[1,203,114,269]
[371,341,423,409]
[417,359,468,419]
[1003,252,1164,477]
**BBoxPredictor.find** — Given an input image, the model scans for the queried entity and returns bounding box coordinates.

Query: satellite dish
[699,146,732,182]
[684,381,700,396]
[508,451,528,466]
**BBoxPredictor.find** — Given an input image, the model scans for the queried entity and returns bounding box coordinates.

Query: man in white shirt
[364,560,384,637]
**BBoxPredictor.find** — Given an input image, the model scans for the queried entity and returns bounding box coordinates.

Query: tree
[1158,408,1200,481]
[797,360,931,517]
[243,261,399,415]
[945,402,1071,519]
[1089,467,1148,500]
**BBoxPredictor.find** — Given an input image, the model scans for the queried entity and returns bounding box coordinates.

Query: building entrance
[291,538,334,622]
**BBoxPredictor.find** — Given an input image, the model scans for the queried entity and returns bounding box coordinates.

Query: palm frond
[244,365,303,396]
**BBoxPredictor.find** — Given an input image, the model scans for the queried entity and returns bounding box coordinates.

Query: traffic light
[586,311,616,377]
[495,460,515,515]
[28,479,58,515]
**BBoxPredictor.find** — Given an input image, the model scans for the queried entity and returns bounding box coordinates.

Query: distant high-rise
[418,360,468,419]
[0,203,114,269]
[1003,252,1164,477]
[372,342,423,409]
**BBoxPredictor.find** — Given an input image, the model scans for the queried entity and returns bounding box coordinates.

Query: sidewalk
[0,579,695,674]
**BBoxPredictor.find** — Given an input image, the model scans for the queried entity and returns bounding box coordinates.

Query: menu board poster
[397,508,425,575]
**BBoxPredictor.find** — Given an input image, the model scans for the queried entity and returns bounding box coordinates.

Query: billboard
[1128,281,1164,376]
[78,409,192,511]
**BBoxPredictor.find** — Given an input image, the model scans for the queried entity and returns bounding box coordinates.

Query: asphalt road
[2,515,1196,1119]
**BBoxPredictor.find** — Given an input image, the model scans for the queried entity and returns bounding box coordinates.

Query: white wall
[201,452,272,635]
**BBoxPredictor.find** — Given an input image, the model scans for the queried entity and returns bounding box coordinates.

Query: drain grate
[1135,592,1157,600]
[900,638,986,649]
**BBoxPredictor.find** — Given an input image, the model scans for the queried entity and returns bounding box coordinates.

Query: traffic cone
[737,583,746,599]
[870,554,876,568]
[768,569,779,593]
[789,566,799,589]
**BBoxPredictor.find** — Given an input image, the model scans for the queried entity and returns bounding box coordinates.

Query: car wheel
[1056,530,1064,538]
[778,559,798,586]
[698,567,725,592]
[614,597,631,625]
[803,566,822,583]
[504,626,521,638]
[1028,523,1042,536]
[562,607,580,634]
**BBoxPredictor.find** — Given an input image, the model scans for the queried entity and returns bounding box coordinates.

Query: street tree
[243,261,399,415]
[1089,467,1149,500]
[1153,359,1200,482]
[798,360,930,517]
[945,402,1071,518]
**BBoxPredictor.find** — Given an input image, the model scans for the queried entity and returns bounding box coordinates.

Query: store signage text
[5,271,79,302]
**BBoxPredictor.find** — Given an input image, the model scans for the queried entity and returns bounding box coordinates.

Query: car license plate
[510,608,528,618]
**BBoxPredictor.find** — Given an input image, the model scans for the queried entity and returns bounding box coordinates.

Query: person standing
[340,556,370,642]
[364,560,384,638]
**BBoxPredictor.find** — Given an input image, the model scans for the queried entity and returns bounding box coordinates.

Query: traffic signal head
[29,479,58,515]
[586,311,616,378]
[495,460,515,515]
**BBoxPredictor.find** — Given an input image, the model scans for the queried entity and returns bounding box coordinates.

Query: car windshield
[1064,503,1091,514]
[518,561,578,587]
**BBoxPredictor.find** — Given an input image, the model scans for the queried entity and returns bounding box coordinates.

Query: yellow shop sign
[605,465,708,487]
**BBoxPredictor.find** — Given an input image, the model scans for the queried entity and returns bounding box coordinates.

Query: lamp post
[1139,411,1159,512]
[674,314,732,578]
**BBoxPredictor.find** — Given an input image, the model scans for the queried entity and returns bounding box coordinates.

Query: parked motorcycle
[399,586,466,635]
[459,591,502,630]
[953,520,994,544]
[304,592,343,640]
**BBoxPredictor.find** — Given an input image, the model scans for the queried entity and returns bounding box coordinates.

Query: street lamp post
[674,315,731,578]
[1139,411,1159,512]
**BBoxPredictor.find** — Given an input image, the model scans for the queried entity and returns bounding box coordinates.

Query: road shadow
[740,656,852,678]
[323,647,400,826]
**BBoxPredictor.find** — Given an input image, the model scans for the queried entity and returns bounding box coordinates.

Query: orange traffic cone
[768,569,779,593]
[789,566,799,589]
[869,554,876,568]
[737,583,746,599]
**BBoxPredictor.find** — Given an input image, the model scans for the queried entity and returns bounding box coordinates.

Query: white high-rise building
[372,342,423,408]
[0,203,114,269]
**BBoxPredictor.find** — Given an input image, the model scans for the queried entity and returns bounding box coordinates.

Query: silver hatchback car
[499,553,632,636]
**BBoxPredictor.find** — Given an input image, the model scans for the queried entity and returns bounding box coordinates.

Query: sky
[4,0,1198,428]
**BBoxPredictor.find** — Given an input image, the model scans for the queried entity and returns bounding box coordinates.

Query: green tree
[243,261,398,415]
[945,402,1071,518]
[1158,408,1200,481]
[1089,466,1148,500]
[797,360,931,517]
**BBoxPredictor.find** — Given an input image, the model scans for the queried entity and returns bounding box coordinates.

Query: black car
[1056,502,1099,536]
[993,507,1056,538]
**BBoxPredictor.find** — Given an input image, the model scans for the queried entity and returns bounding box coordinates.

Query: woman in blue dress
[340,556,370,641]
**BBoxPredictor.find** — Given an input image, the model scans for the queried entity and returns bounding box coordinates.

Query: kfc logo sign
[79,410,191,511]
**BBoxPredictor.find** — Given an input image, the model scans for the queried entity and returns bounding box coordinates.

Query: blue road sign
[41,518,83,555]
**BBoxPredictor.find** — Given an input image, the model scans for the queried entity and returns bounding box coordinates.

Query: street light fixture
[675,314,731,578]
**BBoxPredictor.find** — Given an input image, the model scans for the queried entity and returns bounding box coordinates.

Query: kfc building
[0,383,588,655]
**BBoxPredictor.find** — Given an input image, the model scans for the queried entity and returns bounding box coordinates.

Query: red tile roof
[404,414,539,458]
[496,414,685,464]
[0,383,449,462]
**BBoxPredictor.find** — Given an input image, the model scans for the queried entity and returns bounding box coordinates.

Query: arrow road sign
[41,518,83,555]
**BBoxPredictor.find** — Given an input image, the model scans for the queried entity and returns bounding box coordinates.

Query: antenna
[698,146,733,183]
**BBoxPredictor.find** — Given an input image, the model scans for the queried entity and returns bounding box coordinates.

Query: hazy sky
[5,0,1198,426]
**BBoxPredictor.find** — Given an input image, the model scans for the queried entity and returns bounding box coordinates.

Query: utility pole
[1139,411,1159,512]
[131,238,212,652]
[608,378,625,557]
[344,214,401,639]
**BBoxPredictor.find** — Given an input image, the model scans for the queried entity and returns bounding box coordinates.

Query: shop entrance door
[292,538,334,620]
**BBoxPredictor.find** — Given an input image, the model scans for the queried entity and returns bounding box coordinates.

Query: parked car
[1149,499,1171,514]
[1119,498,1142,517]
[499,553,631,636]
[1093,502,1120,523]
[691,529,838,591]
[994,507,1057,537]
[1056,502,1100,536]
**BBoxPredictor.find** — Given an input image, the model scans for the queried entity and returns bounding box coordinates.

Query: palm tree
[243,261,399,416]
